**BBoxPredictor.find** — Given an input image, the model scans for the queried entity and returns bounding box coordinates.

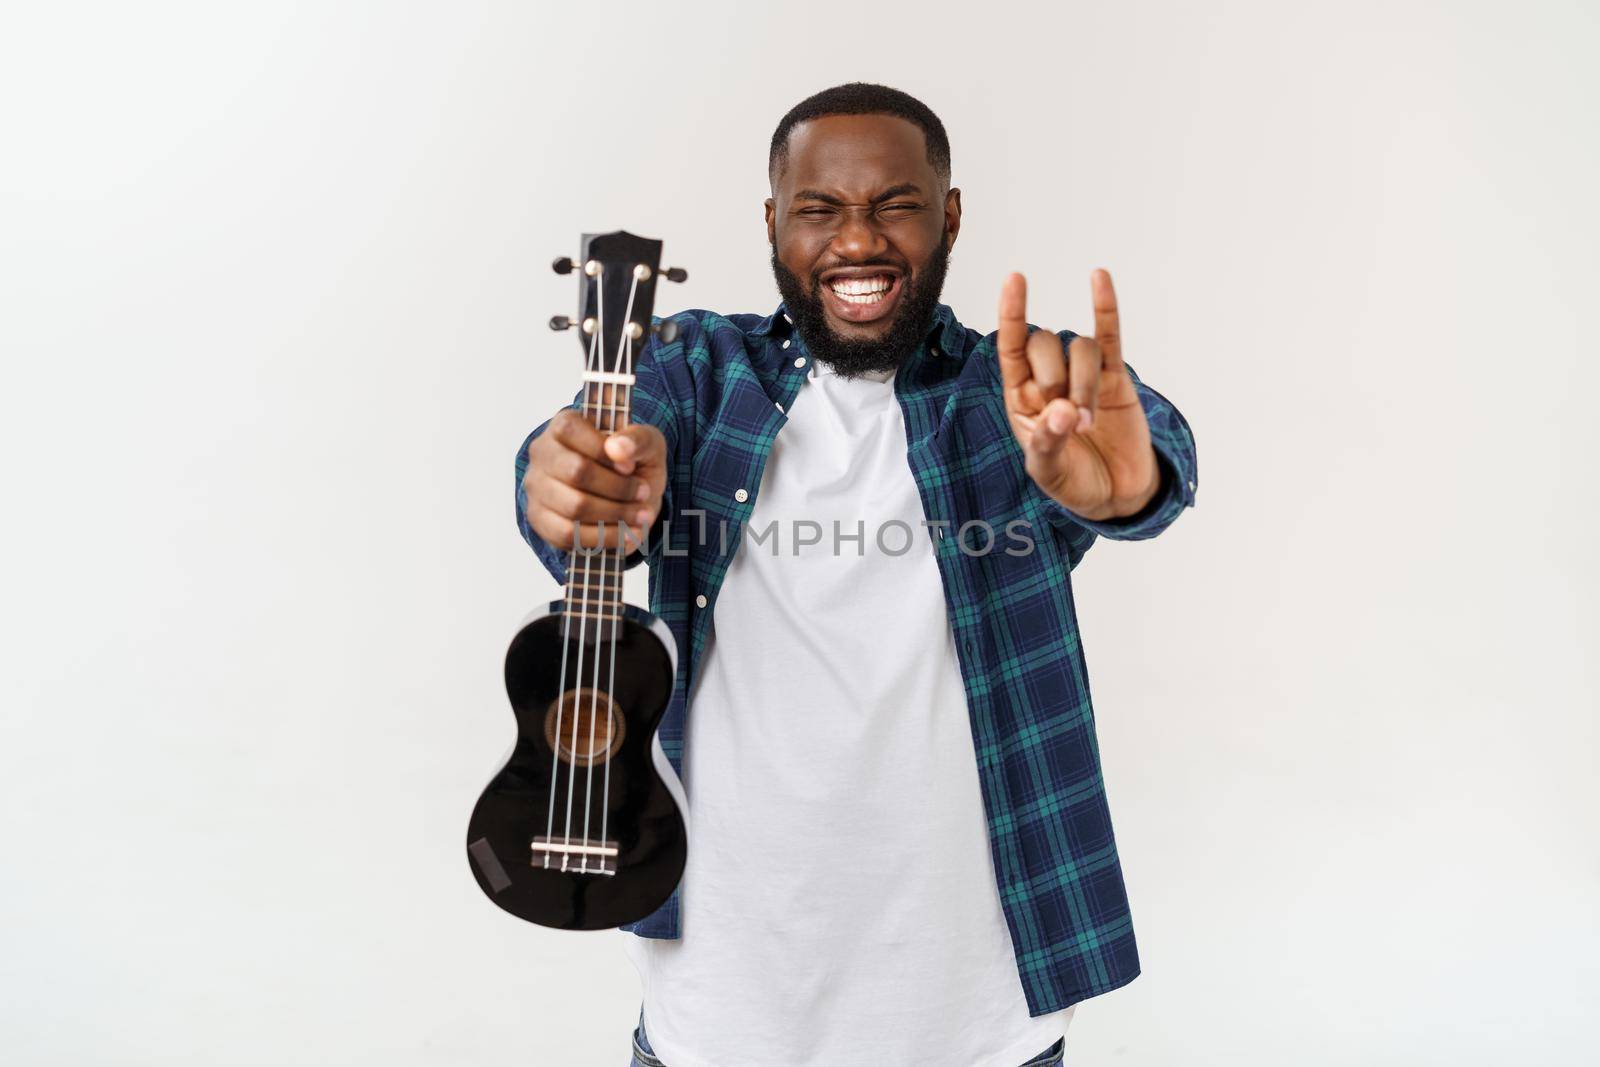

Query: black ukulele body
[466,599,687,930]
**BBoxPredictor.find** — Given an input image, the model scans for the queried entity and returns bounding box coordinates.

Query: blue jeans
[628,1011,1066,1066]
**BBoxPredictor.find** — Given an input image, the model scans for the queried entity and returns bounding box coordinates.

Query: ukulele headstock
[549,231,687,375]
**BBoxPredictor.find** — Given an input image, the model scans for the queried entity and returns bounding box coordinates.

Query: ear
[944,187,963,251]
[764,198,776,245]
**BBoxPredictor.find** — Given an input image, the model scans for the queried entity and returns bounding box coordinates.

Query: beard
[770,232,951,379]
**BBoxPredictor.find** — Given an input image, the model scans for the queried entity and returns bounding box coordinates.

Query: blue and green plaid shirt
[514,302,1198,1015]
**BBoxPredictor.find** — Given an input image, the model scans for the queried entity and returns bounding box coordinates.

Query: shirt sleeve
[514,315,687,586]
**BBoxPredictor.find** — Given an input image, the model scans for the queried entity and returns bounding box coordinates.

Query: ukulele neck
[550,230,682,633]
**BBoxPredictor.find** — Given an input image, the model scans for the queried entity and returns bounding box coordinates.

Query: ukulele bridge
[531,835,619,875]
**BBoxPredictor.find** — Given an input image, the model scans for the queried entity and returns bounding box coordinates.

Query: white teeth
[828,274,894,298]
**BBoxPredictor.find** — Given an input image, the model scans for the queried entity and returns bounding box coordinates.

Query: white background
[2,2,1595,1064]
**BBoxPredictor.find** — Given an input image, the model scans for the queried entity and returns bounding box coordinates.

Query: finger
[1024,329,1068,404]
[547,410,609,462]
[547,445,647,503]
[603,423,666,475]
[1067,336,1103,432]
[541,477,656,527]
[1091,268,1124,372]
[997,272,1032,392]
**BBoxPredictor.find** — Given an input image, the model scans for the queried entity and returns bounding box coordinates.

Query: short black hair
[768,82,951,187]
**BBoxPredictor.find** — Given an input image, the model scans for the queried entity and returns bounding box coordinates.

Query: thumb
[603,422,666,474]
[1024,398,1079,474]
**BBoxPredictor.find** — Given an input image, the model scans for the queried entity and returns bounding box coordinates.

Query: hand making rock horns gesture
[997,269,1162,523]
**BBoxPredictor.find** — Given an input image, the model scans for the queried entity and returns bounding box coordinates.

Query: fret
[565,591,622,600]
[565,558,625,573]
[565,584,623,599]
[581,383,632,403]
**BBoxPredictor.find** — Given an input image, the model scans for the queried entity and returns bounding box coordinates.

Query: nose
[831,208,889,262]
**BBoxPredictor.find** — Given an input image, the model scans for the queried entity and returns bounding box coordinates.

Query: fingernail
[635,509,651,526]
[1078,408,1093,433]
[635,482,649,501]
[1047,407,1071,433]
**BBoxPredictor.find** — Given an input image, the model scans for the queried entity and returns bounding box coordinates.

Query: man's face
[766,113,961,377]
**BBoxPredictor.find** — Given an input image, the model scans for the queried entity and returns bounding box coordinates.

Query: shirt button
[734,488,749,503]
[775,401,784,412]
[695,594,708,608]
[793,357,806,369]
[1188,480,1196,492]
[781,339,791,349]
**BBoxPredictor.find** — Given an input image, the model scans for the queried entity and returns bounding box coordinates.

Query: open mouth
[819,270,904,325]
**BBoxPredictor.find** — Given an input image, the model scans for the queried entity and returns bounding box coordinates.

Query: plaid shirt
[514,302,1198,1015]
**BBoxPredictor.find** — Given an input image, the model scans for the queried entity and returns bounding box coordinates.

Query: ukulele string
[582,268,641,872]
[561,263,606,871]
[544,273,605,867]
[598,328,633,868]
[545,552,575,867]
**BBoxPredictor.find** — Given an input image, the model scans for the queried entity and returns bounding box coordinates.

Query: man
[516,83,1197,1067]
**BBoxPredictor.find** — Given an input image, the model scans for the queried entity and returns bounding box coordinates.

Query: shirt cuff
[1048,444,1190,542]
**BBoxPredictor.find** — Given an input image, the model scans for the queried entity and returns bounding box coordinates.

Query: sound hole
[544,688,626,767]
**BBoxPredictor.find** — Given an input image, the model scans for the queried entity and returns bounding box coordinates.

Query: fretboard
[561,379,632,628]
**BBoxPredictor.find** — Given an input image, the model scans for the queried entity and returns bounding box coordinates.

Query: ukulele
[467,231,689,930]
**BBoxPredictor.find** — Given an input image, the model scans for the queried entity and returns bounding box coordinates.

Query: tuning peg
[549,315,572,331]
[661,266,688,283]
[551,257,575,275]
[655,320,679,344]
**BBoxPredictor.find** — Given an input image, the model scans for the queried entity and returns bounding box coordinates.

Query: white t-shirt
[623,354,1074,1067]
